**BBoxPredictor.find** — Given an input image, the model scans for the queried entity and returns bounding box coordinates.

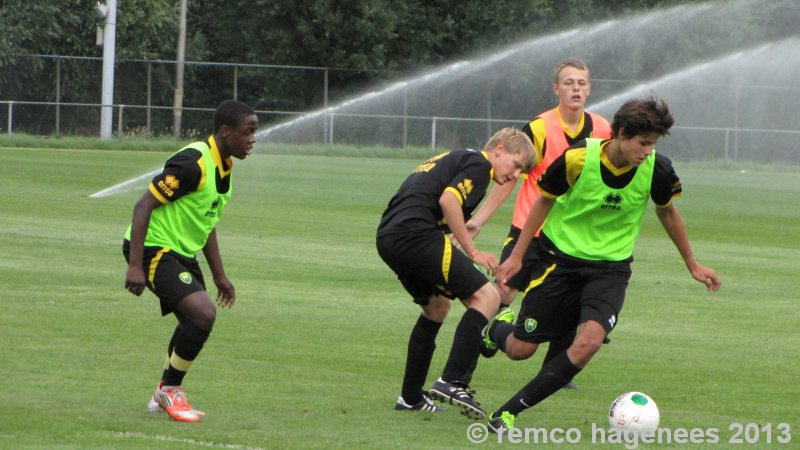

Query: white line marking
[114,431,265,450]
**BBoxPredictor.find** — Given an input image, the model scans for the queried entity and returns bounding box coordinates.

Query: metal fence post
[146,61,152,135]
[431,117,437,150]
[323,68,329,142]
[724,128,729,160]
[7,102,12,138]
[233,64,238,100]
[328,113,334,145]
[402,88,408,148]
[117,105,124,136]
[55,58,61,134]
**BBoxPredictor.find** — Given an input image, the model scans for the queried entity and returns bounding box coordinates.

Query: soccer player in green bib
[483,96,721,433]
[122,100,258,422]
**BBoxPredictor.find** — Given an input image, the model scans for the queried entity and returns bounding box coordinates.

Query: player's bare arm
[202,228,235,307]
[466,179,517,238]
[124,191,163,296]
[655,203,721,291]
[439,189,498,275]
[497,195,555,284]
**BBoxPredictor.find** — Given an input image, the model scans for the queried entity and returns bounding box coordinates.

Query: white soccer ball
[608,392,660,434]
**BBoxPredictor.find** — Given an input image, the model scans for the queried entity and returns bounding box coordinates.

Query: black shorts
[513,257,631,343]
[376,230,489,305]
[499,226,540,292]
[123,240,206,316]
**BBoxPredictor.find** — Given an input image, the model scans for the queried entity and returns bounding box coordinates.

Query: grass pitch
[0,147,798,449]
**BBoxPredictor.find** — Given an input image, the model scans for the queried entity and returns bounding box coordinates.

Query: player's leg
[479,231,539,361]
[377,232,450,412]
[153,290,216,422]
[162,291,216,388]
[541,329,581,390]
[144,251,212,422]
[488,264,628,433]
[487,321,602,433]
[147,325,181,413]
[396,294,449,412]
[483,259,569,362]
[430,281,499,419]
[125,244,208,420]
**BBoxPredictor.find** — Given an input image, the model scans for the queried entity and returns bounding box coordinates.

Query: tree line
[0,0,789,136]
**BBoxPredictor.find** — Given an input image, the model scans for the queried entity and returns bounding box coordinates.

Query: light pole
[97,0,117,139]
[172,0,188,138]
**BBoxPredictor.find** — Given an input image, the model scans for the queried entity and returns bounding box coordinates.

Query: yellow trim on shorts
[442,234,452,283]
[523,263,557,296]
[502,236,514,250]
[169,351,193,372]
[148,248,170,290]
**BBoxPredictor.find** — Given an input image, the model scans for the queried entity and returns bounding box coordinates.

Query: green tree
[0,0,179,133]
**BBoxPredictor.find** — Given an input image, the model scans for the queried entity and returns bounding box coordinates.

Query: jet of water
[89,169,159,198]
[91,0,800,197]
[254,0,797,149]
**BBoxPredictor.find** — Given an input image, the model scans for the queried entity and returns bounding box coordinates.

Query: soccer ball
[608,392,660,434]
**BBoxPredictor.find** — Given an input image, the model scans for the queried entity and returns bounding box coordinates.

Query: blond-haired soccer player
[377,128,534,418]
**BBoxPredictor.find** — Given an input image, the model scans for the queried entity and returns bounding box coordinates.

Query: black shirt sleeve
[446,155,492,212]
[536,150,572,197]
[651,153,682,206]
[150,148,203,203]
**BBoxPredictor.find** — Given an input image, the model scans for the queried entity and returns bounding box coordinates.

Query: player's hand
[213,275,236,307]
[496,255,522,286]
[124,265,146,296]
[472,251,498,277]
[497,280,514,298]
[690,264,721,291]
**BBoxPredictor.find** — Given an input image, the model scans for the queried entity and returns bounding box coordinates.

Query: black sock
[401,314,442,404]
[542,329,575,365]
[161,324,182,381]
[497,351,581,416]
[441,308,488,385]
[490,322,514,353]
[163,322,211,387]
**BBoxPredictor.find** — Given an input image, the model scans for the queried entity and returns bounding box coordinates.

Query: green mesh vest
[542,138,654,261]
[125,142,231,257]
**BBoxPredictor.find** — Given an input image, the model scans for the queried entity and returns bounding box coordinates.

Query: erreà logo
[205,199,219,217]
[601,192,623,211]
[457,179,474,199]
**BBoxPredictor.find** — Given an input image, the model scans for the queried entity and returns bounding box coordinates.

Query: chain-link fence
[2,54,800,164]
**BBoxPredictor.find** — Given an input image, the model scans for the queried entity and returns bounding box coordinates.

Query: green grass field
[1,146,798,449]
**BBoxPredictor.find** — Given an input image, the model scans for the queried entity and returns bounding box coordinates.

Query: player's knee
[506,338,537,361]
[178,292,217,330]
[182,320,212,344]
[500,289,517,305]
[466,282,501,314]
[189,299,217,330]
[197,306,216,330]
[422,296,450,322]
[568,336,603,366]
